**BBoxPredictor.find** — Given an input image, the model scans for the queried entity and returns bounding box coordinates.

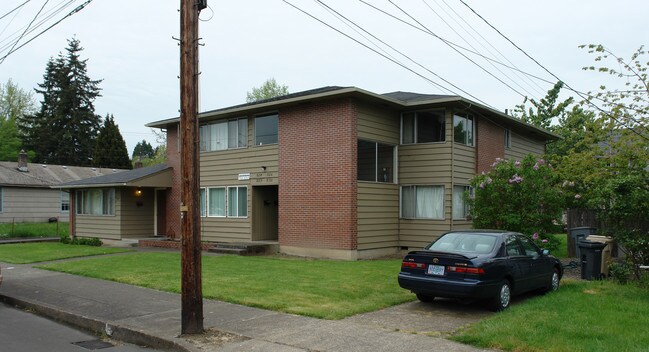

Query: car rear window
[427,233,497,254]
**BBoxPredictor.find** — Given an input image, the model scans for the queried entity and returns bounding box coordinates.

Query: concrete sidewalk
[0,259,489,352]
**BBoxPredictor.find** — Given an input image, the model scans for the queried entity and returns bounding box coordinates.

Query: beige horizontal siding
[357,182,399,250]
[120,188,154,237]
[76,215,121,240]
[505,132,546,160]
[356,103,400,144]
[200,145,279,185]
[0,187,69,222]
[200,217,251,242]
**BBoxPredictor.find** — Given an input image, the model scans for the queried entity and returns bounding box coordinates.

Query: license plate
[427,264,445,276]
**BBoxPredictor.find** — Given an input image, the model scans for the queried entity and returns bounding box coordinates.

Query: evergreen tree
[0,79,36,161]
[94,114,131,169]
[132,139,155,159]
[19,38,102,166]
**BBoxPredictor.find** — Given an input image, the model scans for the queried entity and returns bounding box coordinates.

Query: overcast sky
[1,0,647,154]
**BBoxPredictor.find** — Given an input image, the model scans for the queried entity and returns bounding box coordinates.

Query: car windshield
[427,233,497,254]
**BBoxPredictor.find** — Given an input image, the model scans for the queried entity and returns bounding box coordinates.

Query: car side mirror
[542,249,550,256]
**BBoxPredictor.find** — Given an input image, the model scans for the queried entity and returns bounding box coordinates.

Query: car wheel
[545,268,560,293]
[416,293,435,302]
[490,280,511,312]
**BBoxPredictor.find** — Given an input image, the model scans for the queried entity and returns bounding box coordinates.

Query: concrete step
[208,242,277,256]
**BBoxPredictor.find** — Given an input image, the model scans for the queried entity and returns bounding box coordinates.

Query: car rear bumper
[398,272,499,299]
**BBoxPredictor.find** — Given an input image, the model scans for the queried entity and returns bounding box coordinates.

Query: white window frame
[76,188,115,216]
[60,190,70,213]
[453,113,474,146]
[200,117,248,152]
[400,185,445,220]
[357,140,396,183]
[199,188,206,217]
[207,187,226,217]
[227,186,248,218]
[452,185,473,220]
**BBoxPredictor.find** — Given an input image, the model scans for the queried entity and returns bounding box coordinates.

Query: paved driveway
[343,299,493,337]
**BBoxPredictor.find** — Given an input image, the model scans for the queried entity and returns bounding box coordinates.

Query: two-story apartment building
[147,86,557,259]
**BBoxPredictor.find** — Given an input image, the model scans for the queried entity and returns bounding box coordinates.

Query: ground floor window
[61,191,70,212]
[401,185,444,219]
[207,187,226,217]
[204,186,248,218]
[453,185,472,219]
[0,187,3,212]
[228,186,248,217]
[76,189,115,215]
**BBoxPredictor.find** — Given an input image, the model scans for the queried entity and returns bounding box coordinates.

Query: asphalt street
[0,303,160,352]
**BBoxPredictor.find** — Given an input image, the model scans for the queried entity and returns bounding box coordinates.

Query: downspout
[450,110,454,232]
[69,189,76,239]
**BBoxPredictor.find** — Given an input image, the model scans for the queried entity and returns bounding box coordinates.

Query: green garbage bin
[579,240,607,280]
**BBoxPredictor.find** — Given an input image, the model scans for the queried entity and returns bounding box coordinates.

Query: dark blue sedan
[398,230,562,311]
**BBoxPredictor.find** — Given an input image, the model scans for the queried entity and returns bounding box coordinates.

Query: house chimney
[134,156,143,169]
[17,150,28,172]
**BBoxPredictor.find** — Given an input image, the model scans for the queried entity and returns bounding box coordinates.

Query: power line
[458,0,649,141]
[0,0,31,21]
[281,0,470,101]
[0,0,93,64]
[313,0,490,106]
[358,0,556,87]
[0,0,49,64]
[386,0,528,100]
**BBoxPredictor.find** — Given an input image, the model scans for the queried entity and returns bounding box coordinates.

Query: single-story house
[142,86,558,259]
[0,151,124,223]
[55,163,172,240]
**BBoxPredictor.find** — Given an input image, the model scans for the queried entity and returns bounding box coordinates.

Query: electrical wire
[0,0,50,64]
[314,0,490,106]
[0,0,77,50]
[0,0,93,64]
[281,0,462,98]
[0,0,32,21]
[458,0,649,141]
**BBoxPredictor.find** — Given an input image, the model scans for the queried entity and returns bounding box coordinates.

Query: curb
[0,294,191,352]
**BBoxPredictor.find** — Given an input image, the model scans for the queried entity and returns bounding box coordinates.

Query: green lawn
[38,252,414,319]
[0,243,131,264]
[0,222,69,238]
[452,279,649,352]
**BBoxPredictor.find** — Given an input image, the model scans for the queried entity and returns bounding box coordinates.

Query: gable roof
[146,86,559,141]
[0,161,125,188]
[55,163,171,189]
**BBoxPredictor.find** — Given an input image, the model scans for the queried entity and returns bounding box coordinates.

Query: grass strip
[0,242,131,264]
[38,253,414,319]
[451,279,649,352]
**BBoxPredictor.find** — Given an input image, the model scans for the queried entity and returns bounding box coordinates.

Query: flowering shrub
[469,154,568,251]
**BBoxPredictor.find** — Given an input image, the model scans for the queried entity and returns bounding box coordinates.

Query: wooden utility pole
[179,0,204,334]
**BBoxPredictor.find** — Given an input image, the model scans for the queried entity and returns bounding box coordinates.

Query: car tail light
[402,261,426,269]
[447,266,485,275]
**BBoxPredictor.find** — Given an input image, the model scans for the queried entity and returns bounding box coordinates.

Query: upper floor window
[504,128,512,148]
[402,110,445,144]
[200,118,248,152]
[357,140,394,183]
[254,114,278,145]
[453,113,474,146]
[76,189,115,216]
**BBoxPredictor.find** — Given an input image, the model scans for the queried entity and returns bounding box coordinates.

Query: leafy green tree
[132,139,155,159]
[469,155,575,250]
[513,81,574,130]
[246,78,289,103]
[19,38,102,166]
[0,79,36,161]
[1,79,36,121]
[93,115,131,169]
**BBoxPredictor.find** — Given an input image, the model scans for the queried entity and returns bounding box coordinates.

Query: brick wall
[278,99,358,250]
[476,118,505,174]
[165,123,181,239]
